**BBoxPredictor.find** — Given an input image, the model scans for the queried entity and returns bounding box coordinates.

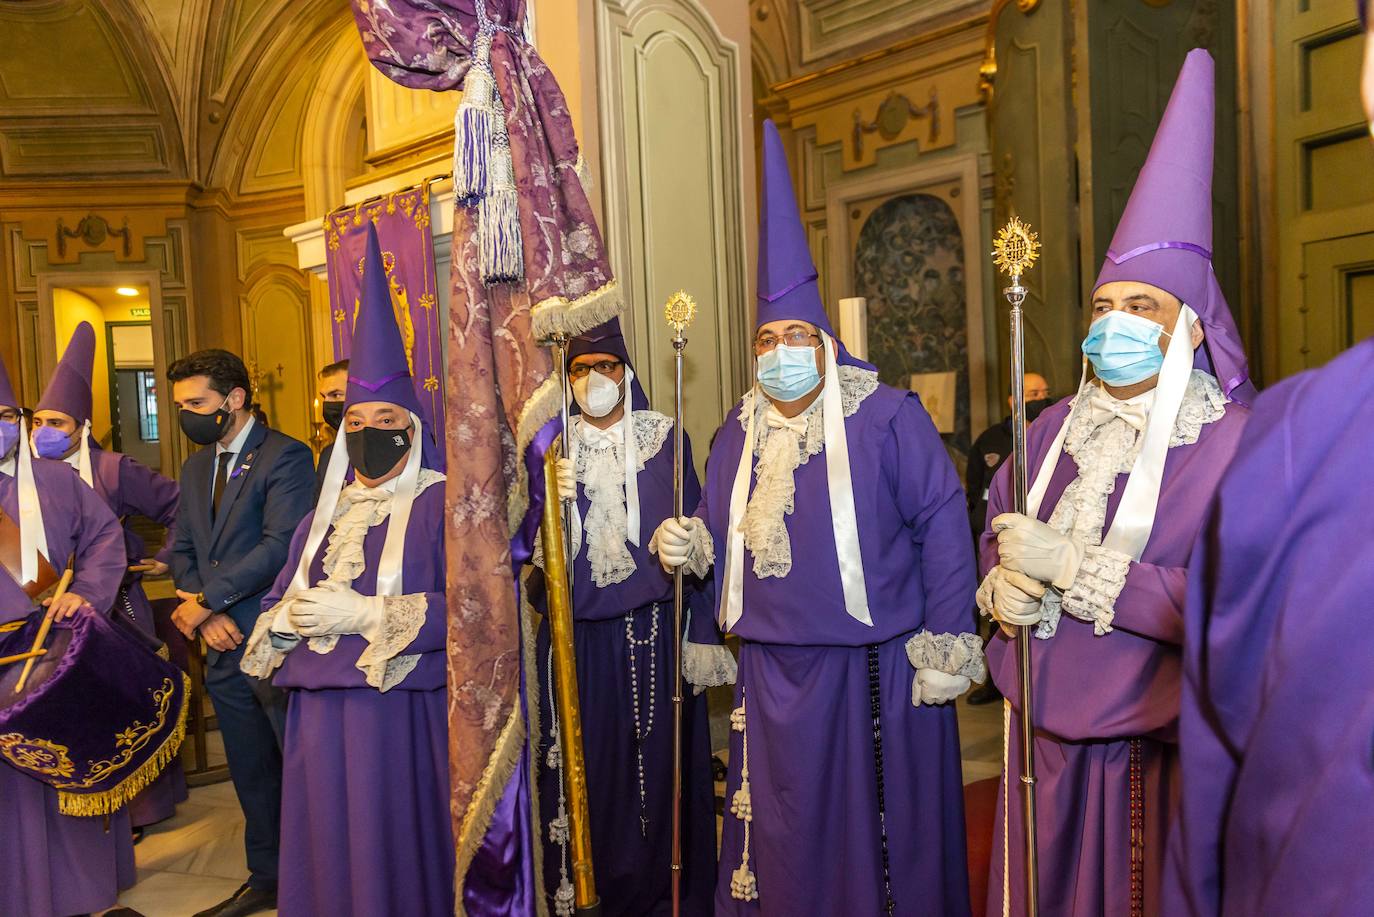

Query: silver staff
[993,216,1042,915]
[663,289,697,917]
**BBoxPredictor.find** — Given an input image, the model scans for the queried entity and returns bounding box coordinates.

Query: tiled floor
[116,696,1002,914]
[116,729,279,917]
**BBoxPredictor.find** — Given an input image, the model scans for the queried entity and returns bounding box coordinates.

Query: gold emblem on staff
[992,217,1041,277]
[664,290,697,333]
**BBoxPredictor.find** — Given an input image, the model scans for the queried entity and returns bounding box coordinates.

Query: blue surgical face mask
[0,421,16,460]
[32,425,74,460]
[756,343,822,402]
[1081,311,1172,387]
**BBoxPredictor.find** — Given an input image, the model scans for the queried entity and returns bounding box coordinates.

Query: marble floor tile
[118,869,275,917]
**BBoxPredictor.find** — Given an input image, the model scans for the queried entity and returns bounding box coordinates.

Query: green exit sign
[130,307,150,318]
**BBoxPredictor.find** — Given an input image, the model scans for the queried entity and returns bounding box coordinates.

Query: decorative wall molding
[799,0,986,64]
[55,214,132,259]
[852,87,939,159]
[596,0,751,470]
[11,218,192,470]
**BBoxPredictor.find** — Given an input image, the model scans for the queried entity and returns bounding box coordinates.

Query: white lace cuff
[904,631,988,684]
[1061,545,1132,635]
[649,521,714,579]
[240,607,291,679]
[683,640,737,695]
[355,593,427,691]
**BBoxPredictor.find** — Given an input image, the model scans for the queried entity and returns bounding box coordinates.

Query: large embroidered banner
[324,184,445,444]
[352,0,622,912]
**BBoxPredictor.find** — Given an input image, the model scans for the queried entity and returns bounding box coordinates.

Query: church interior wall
[1,0,1363,482]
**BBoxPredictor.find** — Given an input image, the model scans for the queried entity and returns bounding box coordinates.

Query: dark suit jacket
[171,420,314,632]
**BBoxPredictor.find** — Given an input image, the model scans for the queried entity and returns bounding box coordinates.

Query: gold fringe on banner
[57,671,191,817]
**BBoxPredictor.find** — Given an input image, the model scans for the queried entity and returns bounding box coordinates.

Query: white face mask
[572,371,623,418]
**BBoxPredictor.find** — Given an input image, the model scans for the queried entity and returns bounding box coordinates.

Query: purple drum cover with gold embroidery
[0,608,189,816]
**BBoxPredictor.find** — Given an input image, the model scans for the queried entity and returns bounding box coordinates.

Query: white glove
[913,668,971,706]
[653,516,700,572]
[976,565,1048,635]
[555,457,577,503]
[992,512,1085,590]
[288,582,384,639]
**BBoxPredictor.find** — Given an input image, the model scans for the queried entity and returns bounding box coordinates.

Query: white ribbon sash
[1026,306,1197,561]
[16,417,50,583]
[289,412,424,597]
[719,333,871,630]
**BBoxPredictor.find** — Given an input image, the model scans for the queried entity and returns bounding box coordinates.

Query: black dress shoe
[967,681,1003,706]
[191,882,277,917]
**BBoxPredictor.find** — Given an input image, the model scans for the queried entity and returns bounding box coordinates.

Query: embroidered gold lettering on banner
[0,734,75,777]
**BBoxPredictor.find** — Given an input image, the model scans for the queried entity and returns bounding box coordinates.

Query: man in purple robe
[1161,12,1374,915]
[0,354,138,916]
[532,318,732,916]
[32,321,186,833]
[976,50,1253,916]
[242,225,453,917]
[655,120,981,916]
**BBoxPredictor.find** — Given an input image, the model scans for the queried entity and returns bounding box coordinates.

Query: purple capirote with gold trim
[0,608,189,816]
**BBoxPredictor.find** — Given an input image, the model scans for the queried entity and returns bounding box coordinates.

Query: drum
[0,607,189,816]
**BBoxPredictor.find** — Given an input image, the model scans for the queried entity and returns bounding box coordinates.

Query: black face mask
[180,398,233,446]
[1025,397,1055,423]
[346,425,411,479]
[322,400,345,431]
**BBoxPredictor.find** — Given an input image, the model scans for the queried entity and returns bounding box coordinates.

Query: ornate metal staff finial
[992,216,1041,279]
[664,290,697,336]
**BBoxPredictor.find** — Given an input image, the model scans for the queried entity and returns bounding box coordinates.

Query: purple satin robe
[980,387,1249,917]
[0,459,135,917]
[82,446,186,827]
[1163,339,1374,916]
[530,421,718,916]
[697,384,976,916]
[262,480,453,916]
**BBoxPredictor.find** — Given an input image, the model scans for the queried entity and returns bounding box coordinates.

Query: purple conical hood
[347,224,423,417]
[1093,49,1254,404]
[37,321,95,423]
[755,120,873,369]
[345,225,442,466]
[566,317,648,412]
[0,352,17,411]
[757,120,833,336]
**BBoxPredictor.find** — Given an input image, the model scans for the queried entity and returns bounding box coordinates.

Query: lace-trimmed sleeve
[240,607,291,679]
[355,592,430,691]
[1060,544,1133,635]
[683,611,737,695]
[904,630,988,684]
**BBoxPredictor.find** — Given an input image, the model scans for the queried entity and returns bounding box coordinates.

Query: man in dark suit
[313,358,347,498]
[167,349,314,917]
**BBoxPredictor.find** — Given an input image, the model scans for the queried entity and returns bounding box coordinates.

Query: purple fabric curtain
[324,185,445,446]
[350,2,622,912]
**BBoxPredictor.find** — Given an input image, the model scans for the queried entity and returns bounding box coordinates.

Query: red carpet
[965,777,999,917]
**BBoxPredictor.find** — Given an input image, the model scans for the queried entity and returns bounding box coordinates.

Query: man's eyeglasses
[568,359,623,380]
[0,410,19,425]
[754,330,820,354]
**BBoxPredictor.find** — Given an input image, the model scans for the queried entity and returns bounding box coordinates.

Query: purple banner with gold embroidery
[324,183,444,445]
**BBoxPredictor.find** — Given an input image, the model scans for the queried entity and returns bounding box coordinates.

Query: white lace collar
[569,410,673,586]
[737,364,879,460]
[1031,371,1226,639]
[736,365,878,579]
[1063,369,1227,464]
